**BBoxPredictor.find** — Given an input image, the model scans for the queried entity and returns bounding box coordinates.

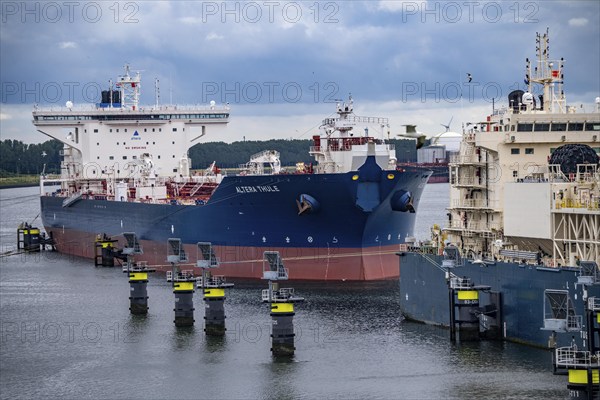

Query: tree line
[190,138,417,168]
[0,138,417,176]
[0,139,63,176]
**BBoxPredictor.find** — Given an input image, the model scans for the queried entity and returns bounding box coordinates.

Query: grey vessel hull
[399,251,600,349]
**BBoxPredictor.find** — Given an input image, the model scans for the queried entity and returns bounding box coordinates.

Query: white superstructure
[33,65,230,202]
[239,150,282,175]
[445,30,600,267]
[309,96,396,173]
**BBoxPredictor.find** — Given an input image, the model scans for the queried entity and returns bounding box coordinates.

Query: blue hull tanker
[41,158,430,280]
[33,69,429,280]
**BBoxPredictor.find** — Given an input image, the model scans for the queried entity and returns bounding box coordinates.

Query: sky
[1,0,599,144]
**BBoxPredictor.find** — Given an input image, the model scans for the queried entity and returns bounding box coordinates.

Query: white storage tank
[417,145,446,163]
[431,131,462,152]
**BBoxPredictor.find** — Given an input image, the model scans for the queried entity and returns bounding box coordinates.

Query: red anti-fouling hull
[47,228,401,281]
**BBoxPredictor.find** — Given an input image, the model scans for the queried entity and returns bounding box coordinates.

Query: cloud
[205,32,224,41]
[58,41,77,49]
[0,1,598,145]
[180,16,201,25]
[568,18,588,27]
[0,104,40,143]
[378,1,426,12]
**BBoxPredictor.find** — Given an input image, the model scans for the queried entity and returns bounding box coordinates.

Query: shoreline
[0,182,39,189]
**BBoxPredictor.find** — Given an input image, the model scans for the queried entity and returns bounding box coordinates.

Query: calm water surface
[0,185,569,399]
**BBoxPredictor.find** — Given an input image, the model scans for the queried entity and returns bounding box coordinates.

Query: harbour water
[0,184,570,399]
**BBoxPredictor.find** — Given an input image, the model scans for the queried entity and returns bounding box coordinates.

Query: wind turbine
[440,116,453,132]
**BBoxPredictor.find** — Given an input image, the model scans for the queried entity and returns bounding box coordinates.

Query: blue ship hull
[41,158,431,280]
[399,252,600,348]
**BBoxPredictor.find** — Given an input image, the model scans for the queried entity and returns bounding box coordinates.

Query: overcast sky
[1,0,599,143]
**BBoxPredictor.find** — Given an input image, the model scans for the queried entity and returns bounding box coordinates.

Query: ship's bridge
[33,104,230,125]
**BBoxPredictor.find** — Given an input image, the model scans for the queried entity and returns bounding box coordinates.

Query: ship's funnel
[508,90,524,113]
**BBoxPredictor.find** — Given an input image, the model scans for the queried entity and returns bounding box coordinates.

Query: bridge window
[585,122,600,131]
[534,123,549,132]
[517,123,533,132]
[551,123,567,131]
[568,123,584,131]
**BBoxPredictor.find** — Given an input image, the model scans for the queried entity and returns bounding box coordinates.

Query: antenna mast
[155,78,160,108]
[109,79,113,107]
[528,28,565,113]
[115,64,141,110]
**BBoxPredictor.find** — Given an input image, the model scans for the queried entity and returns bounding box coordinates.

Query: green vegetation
[0,140,62,177]
[190,139,311,169]
[0,174,40,187]
[189,138,417,169]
